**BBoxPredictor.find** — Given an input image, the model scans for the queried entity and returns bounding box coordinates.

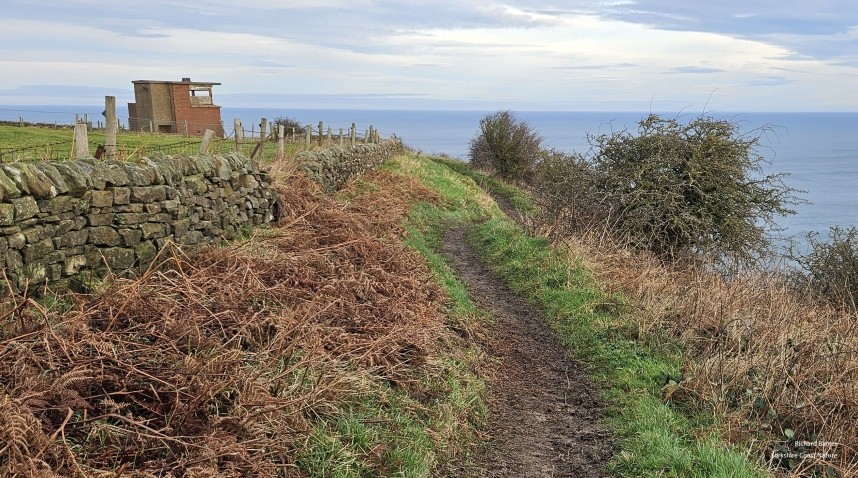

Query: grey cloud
[18,0,854,67]
[216,91,444,109]
[584,0,858,63]
[255,60,295,69]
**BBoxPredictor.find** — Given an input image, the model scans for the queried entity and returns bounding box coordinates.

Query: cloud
[670,66,727,74]
[584,0,858,63]
[0,0,856,111]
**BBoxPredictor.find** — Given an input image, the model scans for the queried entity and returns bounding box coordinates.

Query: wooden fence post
[278,125,285,158]
[234,118,242,153]
[326,127,332,146]
[74,122,89,159]
[257,118,267,161]
[304,125,311,149]
[104,96,117,160]
[200,129,215,154]
[317,121,324,146]
[184,120,189,137]
[339,128,344,146]
[350,123,356,146]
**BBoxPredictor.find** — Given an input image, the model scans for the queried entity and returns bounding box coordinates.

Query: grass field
[0,124,308,163]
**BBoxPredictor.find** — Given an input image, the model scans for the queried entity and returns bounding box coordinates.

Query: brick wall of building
[170,84,224,137]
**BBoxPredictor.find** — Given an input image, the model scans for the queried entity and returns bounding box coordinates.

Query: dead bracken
[0,164,448,477]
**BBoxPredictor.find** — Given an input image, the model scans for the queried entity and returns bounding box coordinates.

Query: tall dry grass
[0,162,449,476]
[557,227,858,477]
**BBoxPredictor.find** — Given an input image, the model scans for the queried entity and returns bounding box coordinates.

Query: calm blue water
[2,105,857,243]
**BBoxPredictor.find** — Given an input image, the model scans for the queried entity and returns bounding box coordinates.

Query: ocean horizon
[2,105,857,248]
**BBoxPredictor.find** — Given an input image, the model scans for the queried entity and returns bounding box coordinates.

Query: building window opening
[189,87,213,106]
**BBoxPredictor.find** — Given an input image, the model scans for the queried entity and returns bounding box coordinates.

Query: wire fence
[0,107,390,163]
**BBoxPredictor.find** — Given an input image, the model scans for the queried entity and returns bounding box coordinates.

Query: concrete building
[127,78,223,137]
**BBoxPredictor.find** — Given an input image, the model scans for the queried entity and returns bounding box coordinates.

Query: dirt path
[442,227,613,477]
[488,191,523,224]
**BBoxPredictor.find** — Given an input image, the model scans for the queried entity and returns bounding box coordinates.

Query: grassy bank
[386,152,769,477]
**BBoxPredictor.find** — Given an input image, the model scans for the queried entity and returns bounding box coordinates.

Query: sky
[0,0,857,112]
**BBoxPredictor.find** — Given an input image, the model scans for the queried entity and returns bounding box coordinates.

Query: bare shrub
[587,114,799,265]
[272,115,303,137]
[531,149,611,237]
[791,226,858,312]
[469,110,542,181]
[529,114,800,266]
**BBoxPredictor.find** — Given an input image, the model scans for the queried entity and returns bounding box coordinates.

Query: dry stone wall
[298,140,404,192]
[0,153,276,294]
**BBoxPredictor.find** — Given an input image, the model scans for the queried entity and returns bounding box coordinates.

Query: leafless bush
[469,110,542,181]
[791,226,858,312]
[272,115,303,137]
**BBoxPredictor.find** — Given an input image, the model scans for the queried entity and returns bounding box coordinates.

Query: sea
[2,105,857,250]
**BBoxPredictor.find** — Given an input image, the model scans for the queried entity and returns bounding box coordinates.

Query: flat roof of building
[133,79,221,86]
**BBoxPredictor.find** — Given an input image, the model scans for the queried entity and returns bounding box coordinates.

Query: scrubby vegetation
[533,114,800,266]
[468,110,542,182]
[791,226,858,312]
[467,112,857,476]
[5,113,857,477]
[272,116,304,136]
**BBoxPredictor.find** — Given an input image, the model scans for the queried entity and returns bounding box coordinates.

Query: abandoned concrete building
[127,78,224,137]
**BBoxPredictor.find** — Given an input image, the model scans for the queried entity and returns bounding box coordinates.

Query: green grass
[297,392,435,477]
[0,124,306,162]
[429,155,537,216]
[387,152,770,478]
